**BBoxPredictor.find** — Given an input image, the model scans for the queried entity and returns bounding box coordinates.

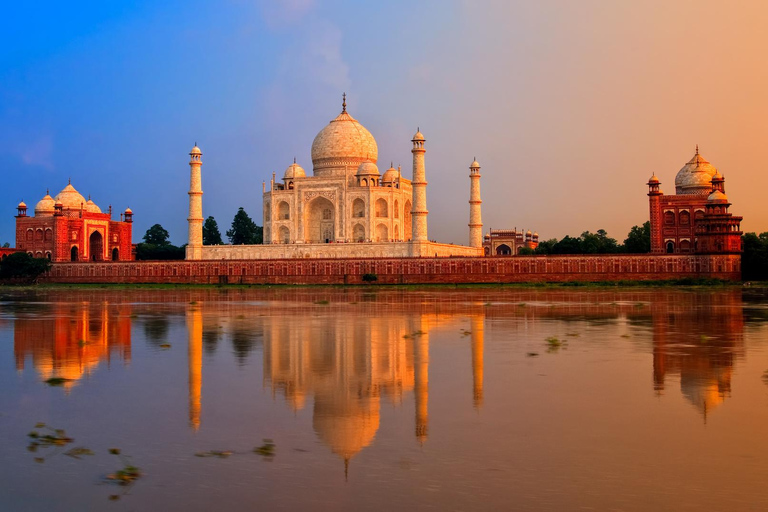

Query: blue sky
[2,1,767,245]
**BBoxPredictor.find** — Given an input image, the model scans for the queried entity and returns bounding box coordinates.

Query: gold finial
[294,157,296,164]
[46,188,49,195]
[695,144,699,155]
[342,92,347,113]
[68,177,71,185]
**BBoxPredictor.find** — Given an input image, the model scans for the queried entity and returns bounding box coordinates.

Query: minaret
[410,129,428,242]
[187,144,203,260]
[468,158,483,248]
[187,305,203,431]
[647,173,663,254]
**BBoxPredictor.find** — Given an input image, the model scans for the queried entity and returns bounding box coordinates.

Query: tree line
[518,222,651,255]
[136,207,262,260]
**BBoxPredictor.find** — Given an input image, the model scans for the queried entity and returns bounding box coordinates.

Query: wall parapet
[41,254,741,285]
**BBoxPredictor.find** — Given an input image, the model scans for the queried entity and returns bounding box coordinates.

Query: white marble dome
[675,150,717,195]
[54,183,87,210]
[356,160,380,176]
[382,165,399,183]
[311,104,378,176]
[85,198,102,214]
[284,161,306,180]
[708,189,728,202]
[34,193,55,216]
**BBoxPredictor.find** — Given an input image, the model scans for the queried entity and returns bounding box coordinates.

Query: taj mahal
[185,95,484,260]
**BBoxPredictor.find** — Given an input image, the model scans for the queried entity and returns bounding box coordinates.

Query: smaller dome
[284,161,306,180]
[382,164,398,183]
[85,198,101,214]
[356,160,379,176]
[55,200,63,207]
[18,200,27,208]
[34,194,55,215]
[125,207,133,214]
[412,130,425,141]
[470,159,480,169]
[190,145,202,155]
[648,173,660,183]
[533,232,539,237]
[708,190,728,202]
[712,170,724,181]
[526,230,532,236]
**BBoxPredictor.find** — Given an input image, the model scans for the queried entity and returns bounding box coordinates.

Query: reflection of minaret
[414,324,429,444]
[470,314,484,409]
[187,306,202,431]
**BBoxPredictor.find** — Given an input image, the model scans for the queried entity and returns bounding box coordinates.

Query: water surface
[2,287,768,511]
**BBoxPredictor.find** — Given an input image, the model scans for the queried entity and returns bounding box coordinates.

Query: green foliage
[533,227,638,255]
[135,243,185,260]
[742,232,768,281]
[226,207,262,245]
[623,221,651,253]
[517,247,535,255]
[534,239,558,255]
[203,216,223,245]
[0,252,52,280]
[142,224,171,246]
[253,439,276,457]
[2,242,10,248]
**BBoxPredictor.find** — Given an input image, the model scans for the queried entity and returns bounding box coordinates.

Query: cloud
[19,135,54,170]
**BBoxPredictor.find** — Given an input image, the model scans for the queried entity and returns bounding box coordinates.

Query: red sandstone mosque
[14,182,134,262]
[647,146,742,255]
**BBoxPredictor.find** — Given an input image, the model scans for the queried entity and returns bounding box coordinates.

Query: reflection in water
[187,308,202,431]
[13,302,132,392]
[8,288,757,475]
[649,291,745,419]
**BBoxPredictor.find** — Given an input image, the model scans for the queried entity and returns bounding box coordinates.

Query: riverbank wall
[40,254,741,285]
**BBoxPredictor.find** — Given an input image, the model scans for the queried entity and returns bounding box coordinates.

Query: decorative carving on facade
[303,191,336,202]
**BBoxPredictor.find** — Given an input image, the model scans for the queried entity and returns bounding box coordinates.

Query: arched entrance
[305,197,335,243]
[89,231,104,261]
[666,241,675,253]
[375,223,388,242]
[278,226,290,244]
[353,224,365,242]
[112,248,119,261]
[496,244,512,256]
[71,246,79,262]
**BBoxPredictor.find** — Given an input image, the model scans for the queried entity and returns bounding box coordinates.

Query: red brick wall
[41,254,741,285]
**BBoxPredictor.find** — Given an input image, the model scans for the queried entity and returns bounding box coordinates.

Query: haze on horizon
[1,0,766,246]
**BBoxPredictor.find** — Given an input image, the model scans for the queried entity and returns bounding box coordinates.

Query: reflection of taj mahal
[185,96,484,260]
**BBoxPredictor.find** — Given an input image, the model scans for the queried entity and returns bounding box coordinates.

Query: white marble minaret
[411,129,428,242]
[186,144,203,260]
[468,158,483,248]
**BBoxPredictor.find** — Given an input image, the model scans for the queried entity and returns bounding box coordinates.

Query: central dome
[54,183,87,210]
[311,100,378,177]
[675,149,717,195]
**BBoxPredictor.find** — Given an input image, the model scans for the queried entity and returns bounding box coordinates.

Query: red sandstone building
[15,182,134,262]
[647,148,742,255]
[483,228,539,256]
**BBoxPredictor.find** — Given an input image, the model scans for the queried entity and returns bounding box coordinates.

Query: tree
[203,216,223,245]
[623,222,651,253]
[534,239,558,255]
[742,232,768,281]
[226,207,262,245]
[143,224,171,246]
[0,253,51,281]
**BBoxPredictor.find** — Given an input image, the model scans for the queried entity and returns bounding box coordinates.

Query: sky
[1,0,767,246]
